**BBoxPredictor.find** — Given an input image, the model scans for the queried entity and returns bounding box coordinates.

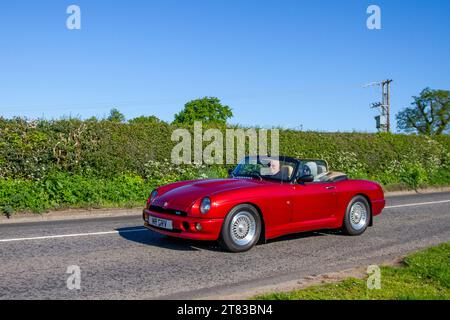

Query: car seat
[280,165,294,180]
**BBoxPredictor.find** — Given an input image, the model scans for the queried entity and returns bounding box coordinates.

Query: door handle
[326,186,336,190]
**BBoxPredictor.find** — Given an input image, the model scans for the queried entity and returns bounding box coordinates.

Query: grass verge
[255,243,450,300]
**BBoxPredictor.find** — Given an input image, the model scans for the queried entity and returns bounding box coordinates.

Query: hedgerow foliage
[0,117,449,214]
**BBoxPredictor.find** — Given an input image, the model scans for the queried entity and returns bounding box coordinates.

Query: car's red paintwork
[143,177,385,241]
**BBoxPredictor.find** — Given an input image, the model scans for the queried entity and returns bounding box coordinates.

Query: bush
[143,160,228,185]
[398,162,428,190]
[0,117,449,214]
[0,173,152,214]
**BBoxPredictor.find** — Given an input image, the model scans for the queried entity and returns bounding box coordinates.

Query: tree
[173,97,233,125]
[107,108,125,123]
[128,115,165,125]
[397,88,449,135]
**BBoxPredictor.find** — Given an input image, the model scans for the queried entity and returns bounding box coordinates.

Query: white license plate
[149,216,173,230]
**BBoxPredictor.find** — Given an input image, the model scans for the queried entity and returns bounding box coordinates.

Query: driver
[267,159,286,180]
[268,159,281,175]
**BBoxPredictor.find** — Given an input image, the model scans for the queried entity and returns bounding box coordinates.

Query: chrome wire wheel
[230,211,257,246]
[349,202,368,231]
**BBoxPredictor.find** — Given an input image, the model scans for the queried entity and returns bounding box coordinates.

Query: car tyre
[219,204,261,253]
[342,196,371,236]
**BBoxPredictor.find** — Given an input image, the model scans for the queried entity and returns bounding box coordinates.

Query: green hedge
[0,173,152,215]
[0,118,449,214]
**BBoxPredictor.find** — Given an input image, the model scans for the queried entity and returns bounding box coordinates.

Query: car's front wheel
[219,204,261,253]
[342,196,371,236]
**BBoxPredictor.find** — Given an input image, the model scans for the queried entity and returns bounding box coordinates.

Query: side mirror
[296,175,314,184]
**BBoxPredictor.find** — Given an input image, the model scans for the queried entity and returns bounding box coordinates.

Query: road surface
[0,192,449,299]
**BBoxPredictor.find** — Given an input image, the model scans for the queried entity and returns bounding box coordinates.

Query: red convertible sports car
[143,156,385,252]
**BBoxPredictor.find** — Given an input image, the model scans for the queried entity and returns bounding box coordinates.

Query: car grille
[148,205,188,217]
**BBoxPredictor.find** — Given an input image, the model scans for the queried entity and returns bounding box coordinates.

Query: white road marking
[385,200,450,209]
[0,228,148,243]
[0,199,449,244]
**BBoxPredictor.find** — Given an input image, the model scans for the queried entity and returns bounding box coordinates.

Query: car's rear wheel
[342,196,371,236]
[219,204,261,253]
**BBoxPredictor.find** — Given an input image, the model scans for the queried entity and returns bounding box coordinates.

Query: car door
[291,181,338,224]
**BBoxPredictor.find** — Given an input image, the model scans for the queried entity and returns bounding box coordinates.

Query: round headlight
[150,190,158,202]
[200,197,211,214]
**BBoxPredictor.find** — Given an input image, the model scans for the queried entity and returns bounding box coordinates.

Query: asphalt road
[0,192,449,300]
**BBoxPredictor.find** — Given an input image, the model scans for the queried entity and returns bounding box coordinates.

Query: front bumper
[143,209,223,241]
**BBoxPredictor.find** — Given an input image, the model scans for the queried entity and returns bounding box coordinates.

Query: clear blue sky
[1,0,449,132]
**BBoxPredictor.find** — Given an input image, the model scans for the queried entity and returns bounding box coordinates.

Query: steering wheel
[249,171,263,181]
